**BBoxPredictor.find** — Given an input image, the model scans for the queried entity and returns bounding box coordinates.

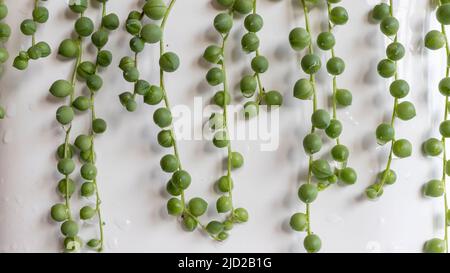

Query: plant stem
[326,2,340,147]
[440,10,450,252]
[62,15,83,222]
[31,0,39,46]
[251,0,266,105]
[300,0,316,237]
[376,1,398,194]
[221,8,235,218]
[85,1,109,253]
[158,0,210,236]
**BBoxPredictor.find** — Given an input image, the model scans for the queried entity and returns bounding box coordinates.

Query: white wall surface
[0,0,447,253]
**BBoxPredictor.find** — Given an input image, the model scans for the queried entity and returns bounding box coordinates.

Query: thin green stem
[221,28,235,216]
[255,71,265,104]
[62,19,83,222]
[376,1,398,194]
[158,0,208,230]
[300,0,316,237]
[84,1,110,253]
[439,7,450,251]
[251,0,266,105]
[131,6,147,99]
[441,97,448,252]
[327,2,340,147]
[159,0,183,173]
[31,0,39,46]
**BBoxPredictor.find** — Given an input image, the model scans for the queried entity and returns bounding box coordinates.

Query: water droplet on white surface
[14,196,23,208]
[345,111,360,126]
[6,103,17,118]
[114,219,131,231]
[366,241,381,253]
[106,237,119,250]
[379,217,386,225]
[28,103,38,112]
[326,214,343,224]
[3,130,14,144]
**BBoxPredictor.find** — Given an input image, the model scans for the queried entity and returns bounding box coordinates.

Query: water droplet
[326,214,344,224]
[28,103,37,113]
[14,196,23,208]
[3,130,14,144]
[9,243,20,251]
[114,219,131,231]
[106,237,119,250]
[6,103,17,118]
[345,111,360,126]
[366,241,381,253]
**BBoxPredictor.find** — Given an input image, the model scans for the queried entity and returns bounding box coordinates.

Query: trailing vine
[239,0,283,119]
[422,0,450,254]
[157,0,216,238]
[0,0,10,119]
[49,1,87,252]
[322,0,355,182]
[49,0,117,252]
[366,0,415,200]
[201,0,252,240]
[13,0,51,70]
[75,0,119,252]
[288,0,354,253]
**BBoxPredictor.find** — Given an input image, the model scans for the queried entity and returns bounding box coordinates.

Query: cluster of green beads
[195,0,252,240]
[0,0,10,119]
[323,0,356,187]
[118,0,173,112]
[237,0,283,119]
[13,0,51,70]
[48,0,119,252]
[287,0,354,253]
[421,0,450,254]
[366,1,415,200]
[78,0,118,252]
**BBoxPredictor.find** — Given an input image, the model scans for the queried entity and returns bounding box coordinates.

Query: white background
[0,0,448,253]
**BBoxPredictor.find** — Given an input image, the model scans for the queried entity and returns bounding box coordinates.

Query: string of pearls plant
[422,0,450,254]
[48,1,85,252]
[288,0,324,253]
[365,0,415,200]
[287,0,353,253]
[322,0,356,186]
[76,0,119,252]
[159,0,215,238]
[239,0,283,119]
[200,0,252,240]
[0,0,10,119]
[13,0,51,70]
[48,0,118,252]
[118,0,166,112]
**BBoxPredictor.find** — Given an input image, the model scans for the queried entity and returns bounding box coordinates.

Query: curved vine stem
[300,0,317,237]
[61,14,83,226]
[0,0,9,119]
[438,0,450,252]
[250,0,266,105]
[220,12,236,221]
[376,0,398,194]
[327,2,339,146]
[158,0,212,237]
[31,0,39,46]
[84,2,110,253]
